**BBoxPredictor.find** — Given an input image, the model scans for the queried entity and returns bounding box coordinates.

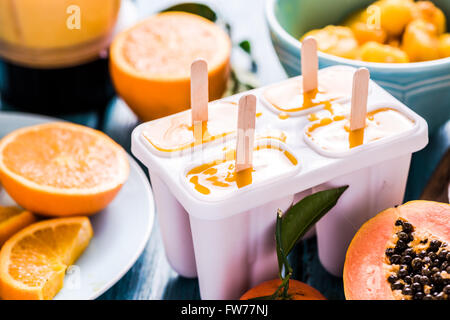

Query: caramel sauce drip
[348,128,365,149]
[307,108,401,149]
[186,145,297,195]
[147,120,231,152]
[235,167,253,189]
[189,176,211,195]
[274,88,339,113]
[258,132,287,143]
[308,103,345,122]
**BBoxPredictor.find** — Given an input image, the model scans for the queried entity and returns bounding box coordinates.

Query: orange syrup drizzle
[278,112,290,120]
[189,176,211,195]
[347,128,365,149]
[308,113,320,122]
[146,120,233,153]
[308,103,345,122]
[257,132,287,143]
[306,108,403,149]
[272,88,340,113]
[235,167,253,189]
[186,145,297,195]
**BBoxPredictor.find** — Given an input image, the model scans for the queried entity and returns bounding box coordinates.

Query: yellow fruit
[110,12,231,121]
[377,0,416,37]
[387,37,402,48]
[413,1,447,35]
[343,8,387,44]
[358,41,409,63]
[438,34,450,58]
[301,26,359,59]
[0,207,36,246]
[0,122,129,216]
[350,21,387,45]
[0,217,93,300]
[402,19,440,61]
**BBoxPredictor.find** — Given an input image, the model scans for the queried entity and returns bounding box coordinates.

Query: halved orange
[240,279,327,300]
[110,11,231,121]
[0,206,36,246]
[0,122,129,216]
[0,217,93,300]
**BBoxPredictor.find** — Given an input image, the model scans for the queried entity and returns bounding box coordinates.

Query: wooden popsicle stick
[235,94,257,172]
[350,68,370,131]
[190,58,209,125]
[301,37,318,93]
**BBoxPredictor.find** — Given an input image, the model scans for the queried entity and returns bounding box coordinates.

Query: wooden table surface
[1,0,449,300]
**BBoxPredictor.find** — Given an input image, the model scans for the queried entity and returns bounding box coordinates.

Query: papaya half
[344,200,450,300]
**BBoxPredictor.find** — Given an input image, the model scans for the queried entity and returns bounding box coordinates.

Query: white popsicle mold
[149,173,197,278]
[313,154,412,276]
[189,194,294,299]
[131,65,428,300]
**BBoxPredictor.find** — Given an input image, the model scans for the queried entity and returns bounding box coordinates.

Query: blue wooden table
[0,0,449,300]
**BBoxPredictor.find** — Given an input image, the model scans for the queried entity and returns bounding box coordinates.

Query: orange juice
[0,0,120,53]
[0,0,121,114]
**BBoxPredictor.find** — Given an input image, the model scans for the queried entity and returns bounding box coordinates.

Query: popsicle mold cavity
[141,101,237,154]
[305,107,416,154]
[184,141,299,199]
[262,66,355,116]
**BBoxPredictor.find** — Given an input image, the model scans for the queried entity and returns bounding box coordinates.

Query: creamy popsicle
[185,144,298,197]
[263,67,355,114]
[305,108,415,152]
[307,103,349,122]
[256,129,288,143]
[142,101,237,153]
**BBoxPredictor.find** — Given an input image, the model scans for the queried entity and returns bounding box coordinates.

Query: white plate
[0,111,155,300]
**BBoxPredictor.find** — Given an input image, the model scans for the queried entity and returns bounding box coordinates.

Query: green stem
[275,209,293,299]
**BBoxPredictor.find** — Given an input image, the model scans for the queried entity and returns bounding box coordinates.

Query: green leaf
[161,3,217,22]
[275,209,289,279]
[160,2,231,35]
[281,186,348,256]
[239,40,252,54]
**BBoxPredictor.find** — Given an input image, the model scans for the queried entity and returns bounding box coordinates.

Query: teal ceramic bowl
[266,0,450,134]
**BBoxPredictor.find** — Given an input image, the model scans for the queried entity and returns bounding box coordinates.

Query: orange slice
[110,11,231,121]
[0,217,93,300]
[0,206,36,246]
[0,122,129,216]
